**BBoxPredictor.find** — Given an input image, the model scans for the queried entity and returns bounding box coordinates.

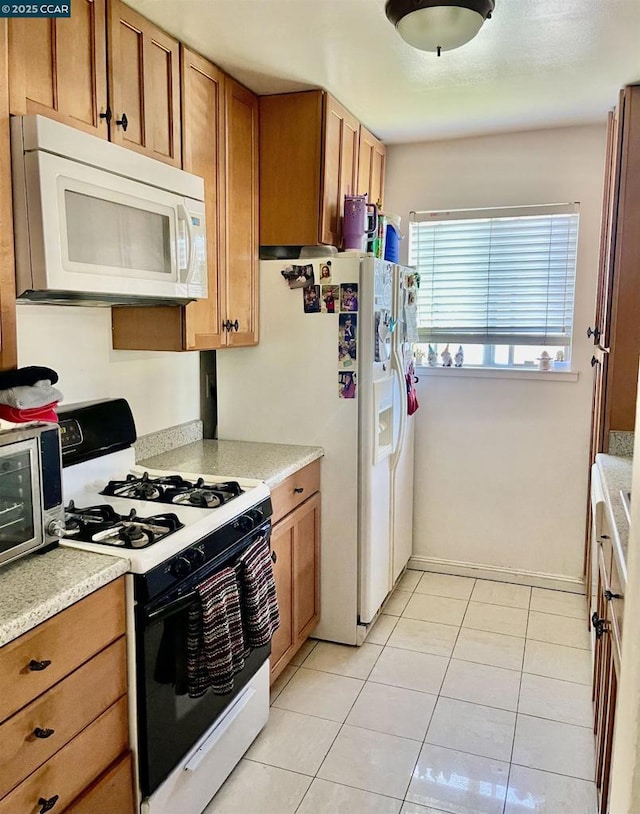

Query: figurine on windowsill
[427,345,438,367]
[441,344,452,367]
[454,345,464,367]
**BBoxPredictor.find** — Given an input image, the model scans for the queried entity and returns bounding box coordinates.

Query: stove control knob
[186,547,206,568]
[46,519,66,539]
[248,508,264,525]
[236,515,254,533]
[170,556,192,578]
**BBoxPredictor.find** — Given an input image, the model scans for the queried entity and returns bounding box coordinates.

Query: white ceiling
[128,0,640,143]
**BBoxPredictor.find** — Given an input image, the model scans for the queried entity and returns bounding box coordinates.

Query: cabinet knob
[294,487,304,494]
[591,612,609,640]
[604,589,622,601]
[33,727,55,739]
[271,550,277,564]
[232,319,239,332]
[38,796,59,813]
[28,659,52,672]
[115,112,128,131]
[99,107,112,125]
[587,326,601,343]
[591,355,600,368]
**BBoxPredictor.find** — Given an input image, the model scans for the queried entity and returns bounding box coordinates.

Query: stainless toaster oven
[0,422,64,568]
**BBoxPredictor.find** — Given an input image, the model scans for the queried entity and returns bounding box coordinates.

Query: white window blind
[409,204,579,346]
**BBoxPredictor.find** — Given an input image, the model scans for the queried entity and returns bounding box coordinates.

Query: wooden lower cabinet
[0,578,134,814]
[593,535,624,813]
[270,479,321,683]
[65,752,135,814]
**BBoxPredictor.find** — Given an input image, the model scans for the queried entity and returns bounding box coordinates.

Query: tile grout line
[502,592,531,813]
[401,586,475,806]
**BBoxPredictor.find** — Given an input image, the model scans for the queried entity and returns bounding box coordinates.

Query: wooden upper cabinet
[320,95,359,247]
[357,125,386,209]
[223,78,259,347]
[111,70,260,353]
[260,91,323,247]
[8,0,108,137]
[260,89,381,249]
[0,20,17,371]
[181,47,225,350]
[107,0,181,166]
[591,84,640,445]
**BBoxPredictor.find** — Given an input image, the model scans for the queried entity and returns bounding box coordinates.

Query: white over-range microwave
[11,115,208,305]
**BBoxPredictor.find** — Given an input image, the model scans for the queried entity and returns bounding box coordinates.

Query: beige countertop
[139,439,324,489]
[0,547,128,648]
[596,453,633,587]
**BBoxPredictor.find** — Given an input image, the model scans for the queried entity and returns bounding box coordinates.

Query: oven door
[0,438,44,567]
[136,527,272,797]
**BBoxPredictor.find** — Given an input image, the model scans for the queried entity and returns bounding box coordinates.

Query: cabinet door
[357,125,386,209]
[259,91,323,247]
[223,78,259,347]
[321,94,360,247]
[594,110,618,353]
[606,85,640,433]
[0,20,17,371]
[8,0,108,137]
[270,519,295,677]
[107,0,181,167]
[293,493,321,641]
[181,47,225,351]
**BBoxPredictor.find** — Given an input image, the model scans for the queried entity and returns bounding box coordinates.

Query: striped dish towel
[238,536,280,648]
[186,567,248,697]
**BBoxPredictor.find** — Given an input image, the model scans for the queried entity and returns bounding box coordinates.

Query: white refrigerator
[216,255,417,645]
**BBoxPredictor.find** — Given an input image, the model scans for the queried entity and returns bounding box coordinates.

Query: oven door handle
[145,590,199,624]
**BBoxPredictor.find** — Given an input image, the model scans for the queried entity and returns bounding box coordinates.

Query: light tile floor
[205,573,597,814]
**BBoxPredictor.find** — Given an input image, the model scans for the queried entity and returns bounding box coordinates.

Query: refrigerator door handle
[390,348,408,473]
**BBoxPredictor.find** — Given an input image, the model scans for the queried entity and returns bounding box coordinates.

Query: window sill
[415,366,579,382]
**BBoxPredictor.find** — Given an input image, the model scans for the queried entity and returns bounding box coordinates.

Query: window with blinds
[409,204,579,350]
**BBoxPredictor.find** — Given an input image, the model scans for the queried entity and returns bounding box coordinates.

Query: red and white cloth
[186,568,248,697]
[237,536,280,648]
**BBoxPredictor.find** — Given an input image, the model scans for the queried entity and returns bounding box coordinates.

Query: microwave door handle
[178,204,196,284]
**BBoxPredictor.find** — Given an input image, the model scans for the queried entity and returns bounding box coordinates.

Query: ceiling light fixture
[385,0,495,56]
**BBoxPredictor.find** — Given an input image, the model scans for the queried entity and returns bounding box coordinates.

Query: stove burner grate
[99,472,244,508]
[64,501,184,549]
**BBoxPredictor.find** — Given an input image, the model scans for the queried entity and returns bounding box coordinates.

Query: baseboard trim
[407,555,585,594]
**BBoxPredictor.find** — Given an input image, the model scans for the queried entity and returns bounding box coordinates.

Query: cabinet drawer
[65,751,135,814]
[0,578,125,723]
[0,637,127,797]
[270,461,320,525]
[0,697,128,814]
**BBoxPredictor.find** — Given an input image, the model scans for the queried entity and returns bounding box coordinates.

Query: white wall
[16,304,200,436]
[385,125,607,586]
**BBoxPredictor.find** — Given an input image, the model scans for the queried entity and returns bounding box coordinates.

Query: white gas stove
[61,445,270,574]
[57,399,273,814]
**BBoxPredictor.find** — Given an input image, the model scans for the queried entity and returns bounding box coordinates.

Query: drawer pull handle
[38,795,59,813]
[604,589,622,601]
[28,659,52,672]
[271,550,277,564]
[34,727,55,739]
[294,487,304,494]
